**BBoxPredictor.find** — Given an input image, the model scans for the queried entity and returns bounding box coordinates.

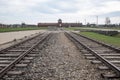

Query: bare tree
[105,17,111,25]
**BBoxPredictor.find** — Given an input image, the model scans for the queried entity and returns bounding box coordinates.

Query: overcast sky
[0,0,120,24]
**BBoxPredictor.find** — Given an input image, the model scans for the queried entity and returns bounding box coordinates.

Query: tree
[87,22,90,27]
[21,22,26,27]
[105,17,111,25]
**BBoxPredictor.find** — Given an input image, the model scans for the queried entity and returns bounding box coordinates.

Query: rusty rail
[65,32,120,77]
[0,33,51,78]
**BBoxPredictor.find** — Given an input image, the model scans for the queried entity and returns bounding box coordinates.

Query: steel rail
[65,32,120,77]
[73,32,120,52]
[0,33,51,78]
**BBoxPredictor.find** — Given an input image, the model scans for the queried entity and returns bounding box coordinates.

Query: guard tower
[58,19,62,27]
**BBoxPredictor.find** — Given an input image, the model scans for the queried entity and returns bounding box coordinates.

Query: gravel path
[24,32,102,80]
[0,30,46,50]
[0,30,46,44]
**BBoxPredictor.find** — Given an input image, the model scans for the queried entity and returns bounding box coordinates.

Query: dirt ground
[0,30,46,49]
[0,30,46,44]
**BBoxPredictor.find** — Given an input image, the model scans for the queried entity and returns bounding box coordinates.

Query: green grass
[0,27,47,33]
[80,32,120,47]
[64,27,81,31]
[114,33,120,38]
[65,27,120,31]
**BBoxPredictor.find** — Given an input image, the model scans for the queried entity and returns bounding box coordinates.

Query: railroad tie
[7,71,24,75]
[91,60,120,64]
[0,64,27,68]
[0,60,30,64]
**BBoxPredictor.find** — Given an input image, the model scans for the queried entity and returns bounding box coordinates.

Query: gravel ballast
[24,32,102,80]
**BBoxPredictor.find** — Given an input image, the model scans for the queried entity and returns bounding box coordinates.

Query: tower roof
[58,19,62,21]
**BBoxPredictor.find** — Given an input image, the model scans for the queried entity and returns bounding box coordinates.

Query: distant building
[0,23,8,28]
[38,23,57,27]
[38,19,82,27]
[0,23,37,28]
[58,19,62,27]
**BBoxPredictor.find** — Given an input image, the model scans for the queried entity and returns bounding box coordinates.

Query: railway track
[0,32,52,79]
[65,32,120,79]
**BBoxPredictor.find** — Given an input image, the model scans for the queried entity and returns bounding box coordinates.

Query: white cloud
[0,0,120,24]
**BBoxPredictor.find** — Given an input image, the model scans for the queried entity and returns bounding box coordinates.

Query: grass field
[114,33,120,37]
[80,32,120,47]
[65,27,120,31]
[0,27,47,33]
[64,27,81,31]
